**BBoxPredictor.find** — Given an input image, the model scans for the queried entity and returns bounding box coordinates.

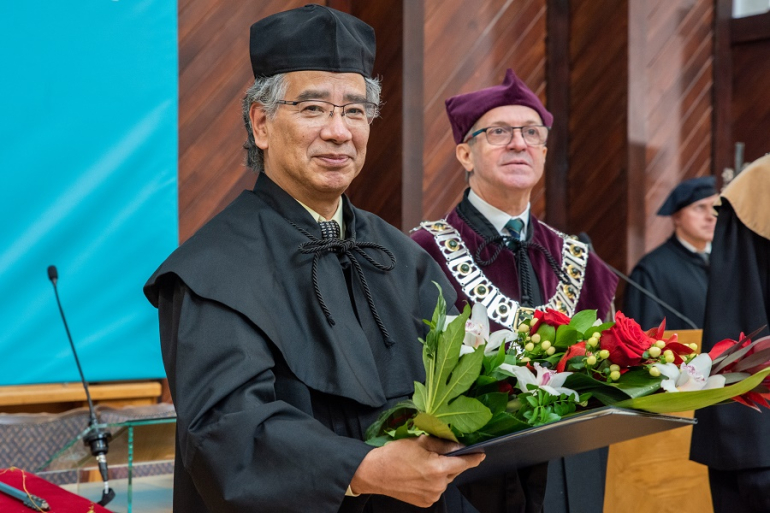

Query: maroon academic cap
[249,5,375,79]
[445,69,553,144]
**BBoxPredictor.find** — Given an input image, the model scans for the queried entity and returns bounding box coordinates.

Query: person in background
[690,154,770,513]
[623,176,718,330]
[144,5,485,512]
[411,69,618,513]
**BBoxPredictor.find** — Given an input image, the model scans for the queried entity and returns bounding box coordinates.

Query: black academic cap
[249,4,376,79]
[657,176,718,216]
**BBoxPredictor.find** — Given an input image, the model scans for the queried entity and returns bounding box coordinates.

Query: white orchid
[447,303,517,356]
[498,362,579,400]
[654,353,726,393]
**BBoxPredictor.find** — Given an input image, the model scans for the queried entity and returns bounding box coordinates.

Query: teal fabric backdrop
[0,1,178,385]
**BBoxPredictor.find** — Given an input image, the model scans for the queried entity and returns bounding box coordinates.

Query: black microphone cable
[47,265,116,506]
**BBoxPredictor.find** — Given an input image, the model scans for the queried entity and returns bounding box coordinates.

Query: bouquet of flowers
[365,284,770,447]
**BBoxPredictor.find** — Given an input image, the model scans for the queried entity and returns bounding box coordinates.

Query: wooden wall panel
[422,0,548,222]
[639,0,714,255]
[731,34,770,164]
[178,0,307,242]
[567,0,629,272]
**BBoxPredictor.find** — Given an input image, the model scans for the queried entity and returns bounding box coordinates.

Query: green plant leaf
[475,392,510,415]
[562,373,633,404]
[435,395,493,433]
[569,309,597,333]
[585,322,614,339]
[364,400,417,440]
[536,324,556,344]
[413,382,427,411]
[554,326,579,348]
[613,369,663,398]
[435,345,485,406]
[412,412,459,442]
[615,367,770,413]
[429,306,469,409]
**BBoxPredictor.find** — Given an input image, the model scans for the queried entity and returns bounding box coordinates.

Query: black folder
[449,406,695,485]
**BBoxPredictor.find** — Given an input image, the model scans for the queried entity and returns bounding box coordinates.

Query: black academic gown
[689,198,770,512]
[623,236,708,330]
[144,173,477,513]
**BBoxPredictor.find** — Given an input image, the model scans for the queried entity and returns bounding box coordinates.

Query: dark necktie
[319,220,341,239]
[504,218,525,244]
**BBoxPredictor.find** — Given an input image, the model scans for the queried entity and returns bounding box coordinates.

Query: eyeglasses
[277,99,378,126]
[465,125,549,146]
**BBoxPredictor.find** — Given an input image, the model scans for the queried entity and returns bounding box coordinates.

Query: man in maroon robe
[412,69,618,513]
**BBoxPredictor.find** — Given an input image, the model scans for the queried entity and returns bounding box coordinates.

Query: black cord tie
[289,221,397,348]
[473,235,569,282]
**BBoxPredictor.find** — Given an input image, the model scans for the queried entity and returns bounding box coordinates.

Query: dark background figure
[412,69,617,513]
[690,154,770,513]
[623,176,718,330]
[143,5,484,512]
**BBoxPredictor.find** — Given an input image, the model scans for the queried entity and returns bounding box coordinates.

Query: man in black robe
[690,155,770,513]
[623,176,718,330]
[143,6,484,512]
[412,70,618,513]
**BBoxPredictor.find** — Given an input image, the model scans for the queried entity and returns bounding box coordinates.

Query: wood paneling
[343,1,407,228]
[567,0,629,272]
[731,34,770,164]
[178,0,306,242]
[638,0,714,256]
[422,0,548,222]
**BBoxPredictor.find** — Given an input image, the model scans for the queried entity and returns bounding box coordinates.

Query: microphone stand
[47,266,115,507]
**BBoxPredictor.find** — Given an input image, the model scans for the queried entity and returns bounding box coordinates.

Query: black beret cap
[657,176,718,216]
[249,4,375,78]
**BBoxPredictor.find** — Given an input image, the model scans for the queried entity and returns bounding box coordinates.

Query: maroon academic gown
[412,193,618,513]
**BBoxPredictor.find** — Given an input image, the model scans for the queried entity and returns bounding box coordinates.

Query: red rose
[556,341,587,372]
[530,308,572,334]
[600,311,654,367]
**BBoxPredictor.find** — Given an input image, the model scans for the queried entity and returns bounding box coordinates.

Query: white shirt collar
[676,235,711,255]
[296,199,345,237]
[468,189,530,239]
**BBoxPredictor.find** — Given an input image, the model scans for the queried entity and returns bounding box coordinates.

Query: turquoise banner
[0,1,178,384]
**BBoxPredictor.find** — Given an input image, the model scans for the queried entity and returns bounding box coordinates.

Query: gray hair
[242,74,382,173]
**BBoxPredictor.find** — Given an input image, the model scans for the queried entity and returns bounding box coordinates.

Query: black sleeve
[158,277,372,513]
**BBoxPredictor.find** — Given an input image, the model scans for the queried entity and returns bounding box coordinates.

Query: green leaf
[412,412,459,442]
[430,282,446,332]
[474,375,499,388]
[536,324,556,344]
[365,435,393,447]
[475,392,510,415]
[435,395,493,433]
[569,310,597,333]
[483,343,506,375]
[430,307,469,405]
[364,400,417,440]
[562,373,633,404]
[412,382,427,411]
[613,369,663,398]
[554,326,579,348]
[585,322,614,339]
[435,345,485,406]
[616,367,770,413]
[458,412,530,445]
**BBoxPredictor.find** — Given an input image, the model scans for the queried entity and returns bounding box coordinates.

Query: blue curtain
[0,1,178,384]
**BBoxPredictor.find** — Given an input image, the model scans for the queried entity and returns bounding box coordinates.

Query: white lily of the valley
[447,303,516,356]
[654,353,726,392]
[499,362,579,400]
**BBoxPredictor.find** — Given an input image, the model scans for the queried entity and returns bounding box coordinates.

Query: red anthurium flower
[556,341,587,372]
[530,308,571,334]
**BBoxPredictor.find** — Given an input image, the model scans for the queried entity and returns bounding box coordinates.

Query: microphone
[576,234,698,330]
[47,265,115,506]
